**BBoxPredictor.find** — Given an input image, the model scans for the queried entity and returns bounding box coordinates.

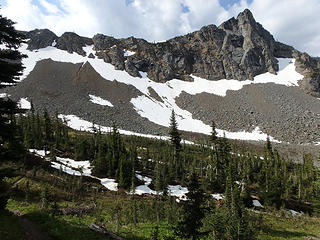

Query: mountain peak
[237,8,255,22]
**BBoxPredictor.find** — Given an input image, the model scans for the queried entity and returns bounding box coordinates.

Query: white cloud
[228,0,320,56]
[39,0,60,14]
[1,0,44,31]
[1,0,320,56]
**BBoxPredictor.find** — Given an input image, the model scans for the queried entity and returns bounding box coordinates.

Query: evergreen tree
[0,13,26,159]
[177,172,205,240]
[43,109,53,145]
[169,110,182,161]
[210,120,218,144]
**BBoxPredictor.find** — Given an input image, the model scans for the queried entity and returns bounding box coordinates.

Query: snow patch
[49,156,118,191]
[100,178,118,191]
[18,98,31,109]
[28,149,49,157]
[287,209,303,217]
[89,94,113,107]
[168,185,188,200]
[0,93,9,98]
[124,50,135,57]
[252,199,263,207]
[211,193,224,200]
[134,173,157,195]
[58,114,171,140]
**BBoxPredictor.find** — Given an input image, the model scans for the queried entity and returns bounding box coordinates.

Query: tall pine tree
[169,110,181,162]
[0,13,26,158]
[177,172,206,240]
[0,13,25,209]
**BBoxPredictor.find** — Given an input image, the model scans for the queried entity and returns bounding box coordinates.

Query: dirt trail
[10,210,53,240]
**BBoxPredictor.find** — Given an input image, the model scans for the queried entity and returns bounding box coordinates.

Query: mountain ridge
[2,9,320,145]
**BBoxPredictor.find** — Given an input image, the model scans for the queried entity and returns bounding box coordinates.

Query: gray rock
[125,59,141,78]
[56,32,93,56]
[88,53,95,59]
[26,29,57,50]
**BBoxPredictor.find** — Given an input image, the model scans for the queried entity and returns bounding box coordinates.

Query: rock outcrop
[24,9,320,96]
[26,29,57,50]
[294,52,320,97]
[56,32,93,56]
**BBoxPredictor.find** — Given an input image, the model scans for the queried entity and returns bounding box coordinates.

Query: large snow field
[17,44,303,142]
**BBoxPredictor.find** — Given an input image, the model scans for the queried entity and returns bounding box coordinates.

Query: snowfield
[16,44,303,142]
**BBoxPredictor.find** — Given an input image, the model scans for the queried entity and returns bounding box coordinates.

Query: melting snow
[124,50,135,57]
[89,94,113,107]
[17,44,298,142]
[29,149,244,202]
[18,98,31,109]
[211,193,224,200]
[134,173,157,195]
[168,185,188,200]
[50,156,118,191]
[287,209,303,217]
[58,114,171,140]
[0,93,9,98]
[252,199,263,207]
[28,149,50,157]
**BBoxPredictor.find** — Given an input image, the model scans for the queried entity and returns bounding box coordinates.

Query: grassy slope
[258,214,320,239]
[1,169,320,240]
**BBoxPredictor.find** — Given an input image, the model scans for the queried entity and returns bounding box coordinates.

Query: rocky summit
[2,9,320,144]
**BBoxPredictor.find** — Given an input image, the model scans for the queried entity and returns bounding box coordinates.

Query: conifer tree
[169,110,181,162]
[0,13,26,159]
[43,109,53,145]
[177,172,205,240]
[210,120,218,144]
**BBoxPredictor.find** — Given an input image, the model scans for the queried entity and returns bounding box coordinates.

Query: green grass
[257,213,320,240]
[6,199,108,240]
[0,209,24,240]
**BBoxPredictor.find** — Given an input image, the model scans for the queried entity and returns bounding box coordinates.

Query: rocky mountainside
[24,9,320,96]
[2,9,320,145]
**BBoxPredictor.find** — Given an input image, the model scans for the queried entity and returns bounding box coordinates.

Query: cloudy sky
[1,0,320,56]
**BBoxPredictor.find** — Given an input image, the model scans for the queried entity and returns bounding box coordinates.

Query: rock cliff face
[26,29,58,50]
[90,9,279,82]
[24,9,320,96]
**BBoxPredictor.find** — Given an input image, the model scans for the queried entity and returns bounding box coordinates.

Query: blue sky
[219,0,252,10]
[1,0,320,56]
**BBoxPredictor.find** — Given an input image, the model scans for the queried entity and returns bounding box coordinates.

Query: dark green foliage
[176,172,205,240]
[0,15,26,86]
[210,120,217,144]
[169,110,181,159]
[0,14,26,160]
[0,178,9,209]
[40,186,50,210]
